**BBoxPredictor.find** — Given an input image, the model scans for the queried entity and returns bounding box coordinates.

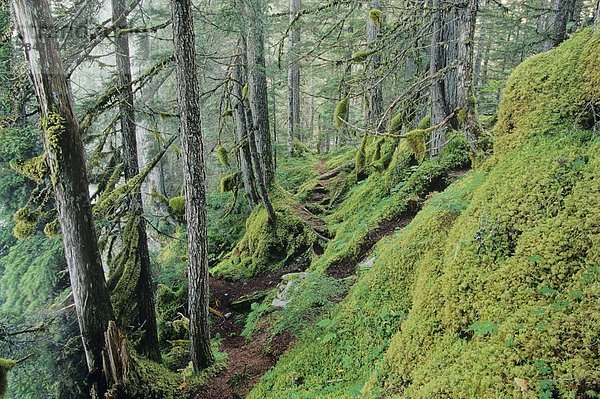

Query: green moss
[249,172,485,399]
[220,173,239,193]
[580,30,599,111]
[12,206,40,240]
[248,31,599,399]
[9,153,48,183]
[217,145,230,168]
[333,96,350,128]
[417,114,431,130]
[168,196,186,217]
[40,113,65,185]
[355,134,370,178]
[106,340,226,399]
[211,189,317,280]
[221,109,233,118]
[493,29,597,157]
[0,359,15,399]
[290,141,314,157]
[107,215,144,334]
[403,128,426,162]
[369,9,382,29]
[43,219,59,237]
[351,51,371,63]
[388,113,403,135]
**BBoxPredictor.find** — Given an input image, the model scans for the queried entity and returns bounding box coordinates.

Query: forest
[0,0,598,397]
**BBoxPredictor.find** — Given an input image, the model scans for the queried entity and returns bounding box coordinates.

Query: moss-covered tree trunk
[233,54,260,208]
[170,0,214,372]
[245,0,275,189]
[287,0,301,154]
[111,0,160,361]
[12,0,114,396]
[366,0,383,132]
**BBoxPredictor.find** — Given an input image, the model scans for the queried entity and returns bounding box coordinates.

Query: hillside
[237,30,599,398]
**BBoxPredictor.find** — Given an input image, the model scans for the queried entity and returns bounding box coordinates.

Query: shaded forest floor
[192,158,471,398]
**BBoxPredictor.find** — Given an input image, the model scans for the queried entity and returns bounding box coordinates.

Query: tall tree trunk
[287,0,301,154]
[456,0,481,154]
[240,39,277,224]
[366,0,383,131]
[429,0,446,157]
[12,0,114,396]
[111,0,159,361]
[170,0,213,372]
[540,0,576,50]
[233,55,259,208]
[245,0,274,188]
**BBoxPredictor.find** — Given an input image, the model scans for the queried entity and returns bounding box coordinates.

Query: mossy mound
[494,29,597,157]
[211,190,317,280]
[248,31,600,398]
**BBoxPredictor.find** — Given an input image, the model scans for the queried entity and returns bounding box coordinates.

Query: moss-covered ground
[245,29,599,398]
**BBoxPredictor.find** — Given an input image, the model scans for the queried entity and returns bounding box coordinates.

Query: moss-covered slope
[248,30,599,398]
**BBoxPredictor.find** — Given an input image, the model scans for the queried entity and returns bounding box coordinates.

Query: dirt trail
[326,168,470,279]
[193,159,336,398]
[193,163,469,397]
[193,263,302,399]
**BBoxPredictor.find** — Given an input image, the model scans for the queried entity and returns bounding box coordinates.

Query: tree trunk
[367,0,384,131]
[287,0,301,154]
[456,0,481,154]
[540,0,576,51]
[111,0,159,361]
[245,0,274,188]
[170,0,213,372]
[12,0,114,396]
[429,0,446,157]
[233,56,259,208]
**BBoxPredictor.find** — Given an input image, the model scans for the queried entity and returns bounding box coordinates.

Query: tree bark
[12,0,114,396]
[429,0,446,157]
[287,0,301,154]
[245,0,274,188]
[240,44,277,224]
[367,0,384,131]
[170,0,213,372]
[456,0,481,154]
[233,55,259,208]
[540,0,576,50]
[111,0,159,361]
